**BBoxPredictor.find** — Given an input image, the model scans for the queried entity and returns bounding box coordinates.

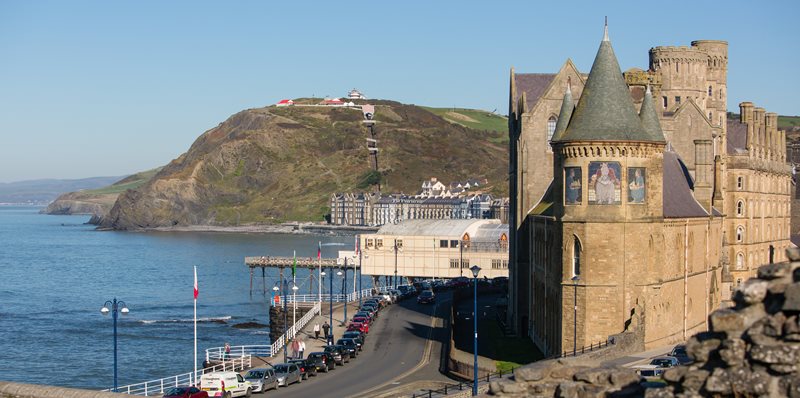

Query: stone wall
[0,381,128,398]
[487,248,800,397]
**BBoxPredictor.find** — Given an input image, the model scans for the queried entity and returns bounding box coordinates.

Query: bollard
[444,384,448,394]
[428,390,433,398]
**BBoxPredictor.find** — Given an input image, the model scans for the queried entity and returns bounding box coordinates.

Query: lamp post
[328,266,334,344]
[572,275,580,356]
[101,298,129,392]
[469,265,481,396]
[273,279,295,362]
[338,267,345,325]
[393,239,400,289]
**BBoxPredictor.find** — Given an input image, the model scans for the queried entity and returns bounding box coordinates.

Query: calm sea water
[0,206,354,389]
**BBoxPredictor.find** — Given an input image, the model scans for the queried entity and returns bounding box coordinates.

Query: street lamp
[469,265,481,396]
[273,279,295,362]
[572,275,580,356]
[101,298,129,392]
[328,266,334,344]
[337,268,345,325]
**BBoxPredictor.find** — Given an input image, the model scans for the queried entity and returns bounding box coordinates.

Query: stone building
[507,25,792,357]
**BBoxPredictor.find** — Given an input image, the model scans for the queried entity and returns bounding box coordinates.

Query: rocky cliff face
[99,101,509,230]
[42,191,117,216]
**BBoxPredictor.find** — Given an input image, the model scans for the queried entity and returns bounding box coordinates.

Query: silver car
[273,363,302,387]
[243,367,278,392]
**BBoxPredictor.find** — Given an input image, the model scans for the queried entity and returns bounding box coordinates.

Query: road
[263,294,449,397]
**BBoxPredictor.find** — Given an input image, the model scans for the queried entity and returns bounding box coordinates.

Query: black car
[353,311,374,324]
[336,338,359,357]
[323,345,350,364]
[670,344,693,365]
[306,351,335,372]
[342,331,365,347]
[417,290,435,304]
[289,358,318,379]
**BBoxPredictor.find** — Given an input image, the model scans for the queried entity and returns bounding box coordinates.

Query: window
[708,86,712,96]
[662,96,668,108]
[708,112,713,121]
[450,259,459,268]
[736,253,744,270]
[366,239,374,248]
[736,200,744,216]
[675,62,679,73]
[572,236,582,277]
[736,226,744,242]
[440,240,448,248]
[450,240,459,248]
[547,116,557,142]
[376,239,383,249]
[395,239,403,249]
[461,258,470,268]
[737,177,743,190]
[675,96,681,105]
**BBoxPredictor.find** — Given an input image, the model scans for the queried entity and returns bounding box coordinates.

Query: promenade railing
[278,284,412,304]
[268,301,320,357]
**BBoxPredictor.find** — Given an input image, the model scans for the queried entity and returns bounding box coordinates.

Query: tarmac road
[263,295,444,397]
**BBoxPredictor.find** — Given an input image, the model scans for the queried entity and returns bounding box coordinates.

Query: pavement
[601,344,677,368]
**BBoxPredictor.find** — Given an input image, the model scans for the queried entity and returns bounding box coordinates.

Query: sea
[0,206,355,390]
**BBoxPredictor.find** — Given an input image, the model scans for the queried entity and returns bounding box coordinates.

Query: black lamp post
[338,266,345,325]
[101,298,129,392]
[572,275,579,356]
[329,266,334,344]
[469,265,481,396]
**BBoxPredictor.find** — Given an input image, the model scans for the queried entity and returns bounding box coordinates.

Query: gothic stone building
[507,27,792,356]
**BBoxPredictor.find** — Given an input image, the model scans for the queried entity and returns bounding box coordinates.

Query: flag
[193,266,198,300]
[317,241,322,260]
[292,250,296,278]
[355,236,360,255]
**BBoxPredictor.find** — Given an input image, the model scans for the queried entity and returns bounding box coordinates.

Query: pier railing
[276,284,412,304]
[269,301,321,357]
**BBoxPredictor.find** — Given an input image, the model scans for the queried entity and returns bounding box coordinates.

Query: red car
[352,316,370,325]
[162,386,208,398]
[347,321,369,334]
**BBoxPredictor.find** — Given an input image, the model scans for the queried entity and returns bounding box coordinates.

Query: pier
[245,256,362,299]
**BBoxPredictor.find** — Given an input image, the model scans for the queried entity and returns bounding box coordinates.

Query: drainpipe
[684,220,689,341]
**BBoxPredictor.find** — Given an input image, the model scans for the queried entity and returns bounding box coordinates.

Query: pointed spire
[551,79,574,142]
[603,16,609,42]
[639,85,667,142]
[554,22,664,143]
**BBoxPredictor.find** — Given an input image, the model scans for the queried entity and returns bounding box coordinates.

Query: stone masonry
[487,248,800,397]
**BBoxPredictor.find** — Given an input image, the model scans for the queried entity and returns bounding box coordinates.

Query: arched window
[736,253,744,270]
[737,176,743,190]
[708,86,712,96]
[547,116,557,142]
[572,236,582,277]
[736,200,744,216]
[736,226,744,242]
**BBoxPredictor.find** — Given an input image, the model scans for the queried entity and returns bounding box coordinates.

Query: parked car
[342,331,365,348]
[306,351,335,372]
[669,344,693,365]
[162,386,208,398]
[199,371,252,397]
[649,356,680,369]
[337,338,359,357]
[289,358,318,379]
[323,345,350,365]
[430,280,446,291]
[273,363,302,387]
[353,311,374,324]
[417,290,436,304]
[243,367,278,392]
[634,364,665,378]
[397,285,416,297]
[347,321,369,334]
[389,290,402,301]
[351,315,370,326]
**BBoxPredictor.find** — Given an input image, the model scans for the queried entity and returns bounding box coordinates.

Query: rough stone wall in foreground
[488,248,800,397]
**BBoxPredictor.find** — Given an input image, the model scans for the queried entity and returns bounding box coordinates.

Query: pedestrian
[313,323,320,339]
[291,338,300,359]
[322,321,330,340]
[224,342,231,360]
[298,338,305,359]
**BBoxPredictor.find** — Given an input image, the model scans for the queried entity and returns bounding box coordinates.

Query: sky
[1,1,798,183]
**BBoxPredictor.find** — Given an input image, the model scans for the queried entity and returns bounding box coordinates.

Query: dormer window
[547,116,557,142]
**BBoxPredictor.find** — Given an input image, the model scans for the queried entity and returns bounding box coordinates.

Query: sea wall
[0,381,129,398]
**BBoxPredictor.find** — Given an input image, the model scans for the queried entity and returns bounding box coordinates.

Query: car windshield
[324,346,336,352]
[274,365,289,372]
[421,291,433,297]
[245,370,264,379]
[343,332,359,338]
[164,387,186,395]
[672,347,687,356]
[650,359,674,367]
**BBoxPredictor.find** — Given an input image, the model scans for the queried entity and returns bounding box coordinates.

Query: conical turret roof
[639,86,666,141]
[554,25,663,143]
[551,83,574,142]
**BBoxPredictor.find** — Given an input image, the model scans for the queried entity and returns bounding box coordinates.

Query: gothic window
[547,116,557,142]
[719,89,723,99]
[709,112,713,121]
[736,253,744,270]
[675,96,681,105]
[572,235,582,277]
[736,200,744,216]
[736,226,744,242]
[662,96,668,108]
[708,86,713,96]
[737,176,743,190]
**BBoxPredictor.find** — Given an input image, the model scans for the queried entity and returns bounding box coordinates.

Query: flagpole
[193,266,198,386]
[318,241,322,313]
[293,250,297,326]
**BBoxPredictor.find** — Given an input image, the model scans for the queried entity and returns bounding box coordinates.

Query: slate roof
[514,73,555,112]
[663,150,709,218]
[555,33,662,143]
[639,87,666,141]
[551,84,574,142]
[727,119,749,154]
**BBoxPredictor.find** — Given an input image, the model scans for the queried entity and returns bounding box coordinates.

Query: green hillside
[422,107,508,143]
[84,168,161,195]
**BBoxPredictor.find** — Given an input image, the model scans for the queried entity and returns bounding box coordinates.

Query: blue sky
[1,1,798,182]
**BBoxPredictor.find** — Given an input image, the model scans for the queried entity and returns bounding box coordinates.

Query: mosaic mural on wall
[565,167,582,204]
[628,167,646,203]
[588,161,621,204]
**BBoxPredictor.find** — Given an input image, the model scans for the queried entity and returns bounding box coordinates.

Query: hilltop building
[507,25,792,356]
[348,89,367,99]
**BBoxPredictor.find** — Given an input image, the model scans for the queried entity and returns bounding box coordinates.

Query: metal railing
[106,355,252,396]
[411,365,518,397]
[205,344,272,361]
[268,301,320,357]
[276,284,411,304]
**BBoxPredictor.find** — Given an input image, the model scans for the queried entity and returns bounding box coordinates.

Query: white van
[199,371,252,398]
